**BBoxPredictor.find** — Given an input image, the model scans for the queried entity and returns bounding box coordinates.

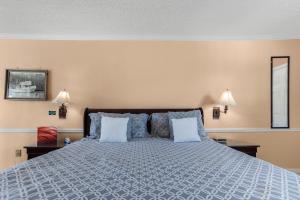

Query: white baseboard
[1,127,300,134]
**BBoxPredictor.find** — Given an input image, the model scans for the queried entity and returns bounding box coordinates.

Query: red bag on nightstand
[37,126,57,145]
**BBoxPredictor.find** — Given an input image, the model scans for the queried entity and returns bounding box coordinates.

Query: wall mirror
[271,56,289,128]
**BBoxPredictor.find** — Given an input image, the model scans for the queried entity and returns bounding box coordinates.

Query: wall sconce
[52,90,70,119]
[213,89,236,119]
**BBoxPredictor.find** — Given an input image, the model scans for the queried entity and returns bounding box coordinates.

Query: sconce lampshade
[52,90,70,119]
[219,89,237,106]
[52,90,70,105]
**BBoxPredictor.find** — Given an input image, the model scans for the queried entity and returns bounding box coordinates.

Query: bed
[1,108,299,200]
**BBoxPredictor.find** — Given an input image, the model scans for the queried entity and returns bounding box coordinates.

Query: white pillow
[171,117,201,143]
[99,116,129,142]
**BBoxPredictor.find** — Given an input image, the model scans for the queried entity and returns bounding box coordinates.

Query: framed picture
[4,69,48,100]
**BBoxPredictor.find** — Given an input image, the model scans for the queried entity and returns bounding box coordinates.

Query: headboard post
[83,107,204,138]
[83,108,90,138]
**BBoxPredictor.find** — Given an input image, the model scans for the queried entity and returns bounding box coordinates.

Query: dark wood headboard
[83,108,204,138]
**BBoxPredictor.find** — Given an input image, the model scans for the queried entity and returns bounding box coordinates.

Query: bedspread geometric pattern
[1,138,300,200]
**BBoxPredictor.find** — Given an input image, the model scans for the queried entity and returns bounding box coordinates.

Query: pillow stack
[151,110,207,143]
[89,112,149,142]
[89,109,207,143]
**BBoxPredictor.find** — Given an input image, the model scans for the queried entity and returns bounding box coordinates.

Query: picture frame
[4,69,48,100]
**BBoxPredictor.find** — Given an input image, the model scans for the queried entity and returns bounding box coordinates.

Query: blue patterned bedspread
[1,138,300,200]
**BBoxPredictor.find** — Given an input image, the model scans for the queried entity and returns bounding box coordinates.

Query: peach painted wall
[0,39,300,170]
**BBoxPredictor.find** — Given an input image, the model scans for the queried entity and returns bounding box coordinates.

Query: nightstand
[24,143,64,160]
[216,139,260,157]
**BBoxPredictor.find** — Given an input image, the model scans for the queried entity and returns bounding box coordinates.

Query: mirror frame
[271,56,290,129]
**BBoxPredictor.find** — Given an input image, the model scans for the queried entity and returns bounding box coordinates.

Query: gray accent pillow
[89,112,132,139]
[168,110,207,139]
[89,113,102,138]
[130,113,149,138]
[150,113,170,138]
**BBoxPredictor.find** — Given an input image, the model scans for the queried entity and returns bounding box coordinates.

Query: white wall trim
[1,128,300,134]
[0,128,83,134]
[0,33,300,41]
[205,128,300,133]
[288,169,300,175]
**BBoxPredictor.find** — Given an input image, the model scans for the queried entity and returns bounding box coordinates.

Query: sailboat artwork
[5,70,48,100]
[10,81,37,93]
